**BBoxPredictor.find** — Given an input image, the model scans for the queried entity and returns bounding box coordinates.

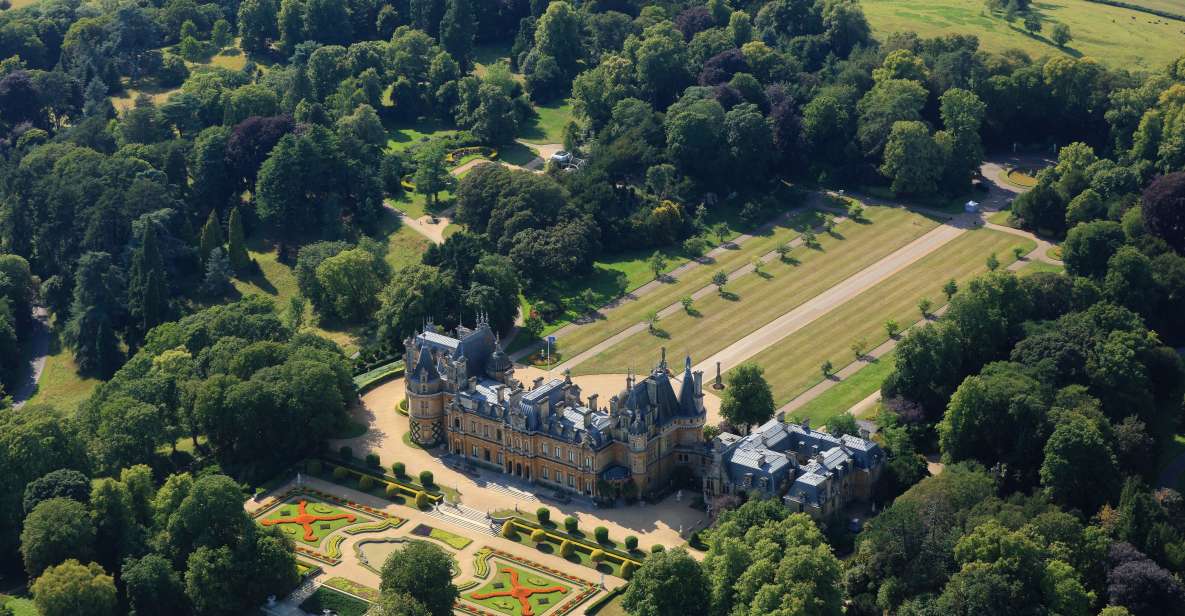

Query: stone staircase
[429,503,498,537]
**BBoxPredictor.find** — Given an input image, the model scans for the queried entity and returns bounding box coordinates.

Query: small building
[964,200,980,213]
[702,415,884,519]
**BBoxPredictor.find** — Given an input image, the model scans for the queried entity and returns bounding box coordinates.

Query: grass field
[521,100,575,144]
[790,353,898,424]
[386,118,459,152]
[573,206,941,375]
[746,227,1034,410]
[376,211,433,272]
[861,0,1185,70]
[24,331,99,413]
[1019,259,1066,275]
[1117,0,1185,17]
[0,594,37,616]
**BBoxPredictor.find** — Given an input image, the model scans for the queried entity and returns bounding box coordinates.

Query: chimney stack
[533,376,544,390]
[776,411,786,423]
[588,393,599,412]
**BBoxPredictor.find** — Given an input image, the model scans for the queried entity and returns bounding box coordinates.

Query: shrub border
[454,550,599,616]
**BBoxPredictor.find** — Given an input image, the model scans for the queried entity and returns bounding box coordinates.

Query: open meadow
[861,0,1185,70]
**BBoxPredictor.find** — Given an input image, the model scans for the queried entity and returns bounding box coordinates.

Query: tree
[23,470,91,514]
[375,594,433,616]
[712,271,728,293]
[211,19,232,48]
[535,1,582,76]
[127,223,168,343]
[1050,23,1072,47]
[943,279,958,300]
[622,548,710,616]
[380,541,458,616]
[470,84,519,144]
[199,210,224,265]
[821,359,833,378]
[202,248,233,297]
[62,252,123,378]
[918,297,933,317]
[681,296,694,312]
[314,247,387,322]
[439,0,475,69]
[237,0,278,53]
[648,251,668,279]
[1063,221,1125,279]
[857,78,928,158]
[1041,413,1120,513]
[881,120,944,196]
[939,89,987,192]
[21,498,97,576]
[123,555,185,616]
[1107,544,1185,616]
[986,252,1000,271]
[31,560,117,616]
[852,338,868,360]
[645,310,660,333]
[226,207,251,273]
[376,264,459,347]
[1141,172,1185,253]
[1023,13,1041,34]
[414,141,454,209]
[885,320,900,338]
[721,364,775,432]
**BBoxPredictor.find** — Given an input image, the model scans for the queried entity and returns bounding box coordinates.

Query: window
[556,446,563,460]
[471,445,478,458]
[470,421,476,433]
[542,468,549,480]
[567,474,574,487]
[497,452,503,464]
[585,457,592,468]
[569,451,575,463]
[496,429,502,442]
[453,418,460,429]
[483,425,489,438]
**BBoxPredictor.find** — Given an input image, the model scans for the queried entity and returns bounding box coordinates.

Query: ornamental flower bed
[446,146,498,164]
[500,519,640,576]
[454,550,598,616]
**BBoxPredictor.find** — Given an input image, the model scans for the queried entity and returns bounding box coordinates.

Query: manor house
[402,319,883,514]
[403,318,709,498]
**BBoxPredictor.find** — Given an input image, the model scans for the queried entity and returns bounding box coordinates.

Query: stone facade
[404,319,709,499]
[702,415,884,519]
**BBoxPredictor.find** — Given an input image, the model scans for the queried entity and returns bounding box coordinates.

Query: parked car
[551,150,573,165]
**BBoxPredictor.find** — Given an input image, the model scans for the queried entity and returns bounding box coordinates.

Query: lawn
[520,100,575,144]
[259,498,366,546]
[387,189,453,219]
[375,208,433,271]
[790,352,898,424]
[987,209,1016,226]
[746,228,1034,409]
[24,330,100,413]
[385,118,459,152]
[0,594,38,616]
[574,205,941,375]
[1019,259,1066,275]
[231,241,361,353]
[1117,0,1185,17]
[299,587,370,616]
[111,80,181,112]
[465,564,572,616]
[861,0,1185,70]
[411,523,473,549]
[534,206,812,360]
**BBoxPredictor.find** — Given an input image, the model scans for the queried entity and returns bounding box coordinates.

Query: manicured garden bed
[412,523,473,549]
[466,564,572,616]
[260,497,366,545]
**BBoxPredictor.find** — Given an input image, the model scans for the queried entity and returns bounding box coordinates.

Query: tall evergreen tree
[199,210,225,265]
[63,252,124,378]
[226,207,251,273]
[440,0,476,70]
[127,223,168,344]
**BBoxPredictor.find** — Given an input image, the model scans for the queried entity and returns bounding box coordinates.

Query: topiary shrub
[530,528,547,544]
[339,446,353,460]
[594,526,609,544]
[501,520,517,538]
[359,475,375,491]
[419,470,434,488]
[624,535,639,551]
[415,490,431,510]
[564,516,578,533]
[392,462,405,477]
[365,453,380,468]
[590,549,605,562]
[651,544,665,554]
[536,507,551,525]
[333,466,349,480]
[621,561,638,579]
[560,539,575,557]
[306,460,323,474]
[385,483,400,498]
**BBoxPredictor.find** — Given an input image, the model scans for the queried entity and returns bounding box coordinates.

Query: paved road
[12,306,49,408]
[693,222,967,377]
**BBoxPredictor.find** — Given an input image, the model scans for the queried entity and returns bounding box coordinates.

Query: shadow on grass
[500,141,539,166]
[685,308,702,318]
[720,291,740,301]
[648,327,670,339]
[754,270,773,280]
